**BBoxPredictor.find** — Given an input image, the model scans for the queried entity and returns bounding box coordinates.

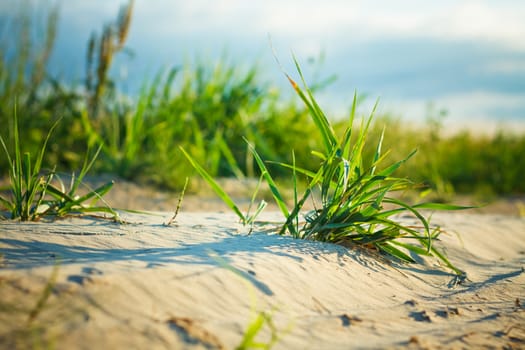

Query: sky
[2,0,525,130]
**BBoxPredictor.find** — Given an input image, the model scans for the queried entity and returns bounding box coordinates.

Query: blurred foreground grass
[1,2,524,201]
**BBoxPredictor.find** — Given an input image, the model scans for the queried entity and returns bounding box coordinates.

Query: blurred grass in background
[1,2,524,199]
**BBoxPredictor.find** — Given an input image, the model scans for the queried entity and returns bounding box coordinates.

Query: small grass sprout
[236,308,281,350]
[210,251,289,350]
[165,177,189,226]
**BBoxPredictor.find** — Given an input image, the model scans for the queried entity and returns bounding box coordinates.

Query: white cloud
[5,0,525,46]
[439,91,525,116]
[424,1,525,50]
[140,1,525,51]
[381,91,525,130]
[255,1,360,36]
[477,60,525,74]
[48,1,525,55]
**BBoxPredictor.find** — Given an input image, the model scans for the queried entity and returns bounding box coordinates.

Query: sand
[1,208,524,349]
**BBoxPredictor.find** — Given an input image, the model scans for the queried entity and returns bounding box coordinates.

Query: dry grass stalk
[86,1,134,117]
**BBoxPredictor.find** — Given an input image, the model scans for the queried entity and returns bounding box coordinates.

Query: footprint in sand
[82,267,104,275]
[409,310,432,323]
[67,266,104,285]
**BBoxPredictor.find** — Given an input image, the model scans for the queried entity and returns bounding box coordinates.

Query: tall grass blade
[180,146,246,223]
[245,139,298,236]
[245,140,288,217]
[285,55,337,153]
[245,174,267,226]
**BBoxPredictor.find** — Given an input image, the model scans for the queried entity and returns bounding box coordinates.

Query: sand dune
[1,211,524,349]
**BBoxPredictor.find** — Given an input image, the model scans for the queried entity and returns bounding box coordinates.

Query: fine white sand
[1,211,524,349]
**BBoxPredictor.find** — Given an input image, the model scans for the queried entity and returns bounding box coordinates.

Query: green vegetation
[0,107,57,220]
[0,109,117,221]
[236,308,281,350]
[1,2,523,199]
[192,59,469,275]
[181,147,267,227]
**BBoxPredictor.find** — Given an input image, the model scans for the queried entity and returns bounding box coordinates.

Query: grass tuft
[188,58,472,276]
[273,58,470,275]
[0,109,117,221]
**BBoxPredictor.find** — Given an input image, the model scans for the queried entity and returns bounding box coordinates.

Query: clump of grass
[188,57,470,276]
[267,58,469,275]
[0,107,57,220]
[0,109,117,221]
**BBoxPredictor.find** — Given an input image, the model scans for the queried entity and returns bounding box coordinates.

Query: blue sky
[2,0,525,130]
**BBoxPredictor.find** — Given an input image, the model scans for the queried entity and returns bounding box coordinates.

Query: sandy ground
[1,210,524,349]
[0,179,524,349]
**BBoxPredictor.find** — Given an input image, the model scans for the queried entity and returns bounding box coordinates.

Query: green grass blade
[33,118,60,179]
[236,313,267,350]
[217,132,245,179]
[429,245,464,276]
[32,172,54,219]
[70,143,103,196]
[180,146,246,223]
[377,149,417,177]
[64,206,118,215]
[246,139,302,236]
[45,183,76,202]
[0,196,13,212]
[246,200,267,226]
[281,164,327,237]
[268,161,317,179]
[390,240,432,256]
[383,197,432,251]
[245,140,289,218]
[245,173,267,225]
[411,202,476,211]
[292,150,299,232]
[377,242,416,263]
[23,152,31,190]
[285,56,337,153]
[13,106,22,194]
[0,132,13,169]
[74,181,115,204]
[371,127,385,175]
[341,92,358,159]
